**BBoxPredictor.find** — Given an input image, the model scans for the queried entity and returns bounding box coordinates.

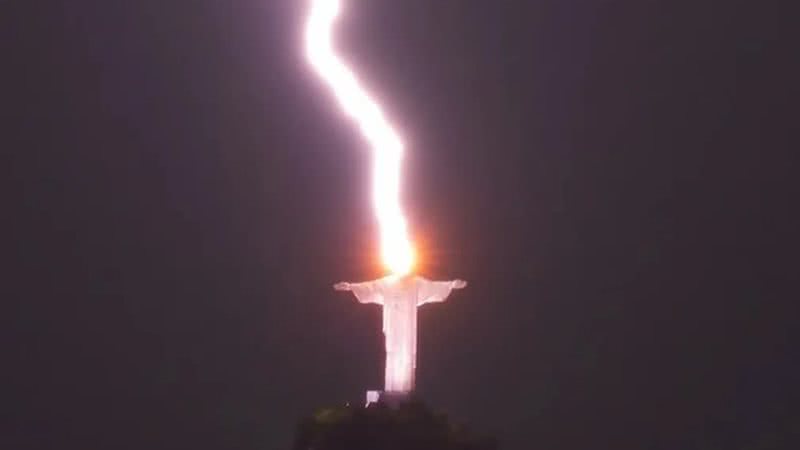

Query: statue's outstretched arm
[418,278,467,306]
[333,282,352,291]
[333,280,383,305]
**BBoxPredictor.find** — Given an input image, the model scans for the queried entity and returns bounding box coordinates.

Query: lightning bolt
[305,0,415,275]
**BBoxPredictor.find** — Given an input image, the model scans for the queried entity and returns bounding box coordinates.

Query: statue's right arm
[333,280,383,305]
[333,282,351,291]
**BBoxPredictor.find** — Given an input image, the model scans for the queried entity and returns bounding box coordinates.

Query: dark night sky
[4,1,797,449]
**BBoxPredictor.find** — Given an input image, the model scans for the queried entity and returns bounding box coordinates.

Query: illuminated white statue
[334,275,467,393]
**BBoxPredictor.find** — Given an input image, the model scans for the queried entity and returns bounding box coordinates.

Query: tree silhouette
[292,400,497,450]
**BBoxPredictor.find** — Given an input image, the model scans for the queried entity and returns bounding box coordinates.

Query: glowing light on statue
[305,0,414,275]
[334,276,466,393]
[305,0,468,398]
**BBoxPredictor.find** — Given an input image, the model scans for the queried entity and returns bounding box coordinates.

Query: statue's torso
[379,276,420,354]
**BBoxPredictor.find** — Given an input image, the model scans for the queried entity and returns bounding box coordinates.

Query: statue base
[365,390,411,407]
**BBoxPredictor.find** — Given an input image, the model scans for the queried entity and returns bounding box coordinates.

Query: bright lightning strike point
[305,0,415,276]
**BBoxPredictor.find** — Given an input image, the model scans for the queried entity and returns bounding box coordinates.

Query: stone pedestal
[365,390,411,407]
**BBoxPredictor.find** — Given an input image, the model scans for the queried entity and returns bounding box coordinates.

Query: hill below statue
[292,400,497,450]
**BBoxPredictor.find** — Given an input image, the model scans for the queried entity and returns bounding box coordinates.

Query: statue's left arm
[417,278,467,306]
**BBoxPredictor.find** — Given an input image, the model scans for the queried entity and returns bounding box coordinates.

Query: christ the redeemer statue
[334,275,467,394]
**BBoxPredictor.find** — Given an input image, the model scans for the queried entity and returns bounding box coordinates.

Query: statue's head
[385,271,415,287]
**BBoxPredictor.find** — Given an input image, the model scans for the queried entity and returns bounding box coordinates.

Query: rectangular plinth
[365,390,411,408]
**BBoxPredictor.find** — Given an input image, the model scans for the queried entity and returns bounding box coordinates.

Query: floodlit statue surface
[334,275,467,393]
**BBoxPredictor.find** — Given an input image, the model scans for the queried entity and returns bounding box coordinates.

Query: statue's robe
[348,275,458,392]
